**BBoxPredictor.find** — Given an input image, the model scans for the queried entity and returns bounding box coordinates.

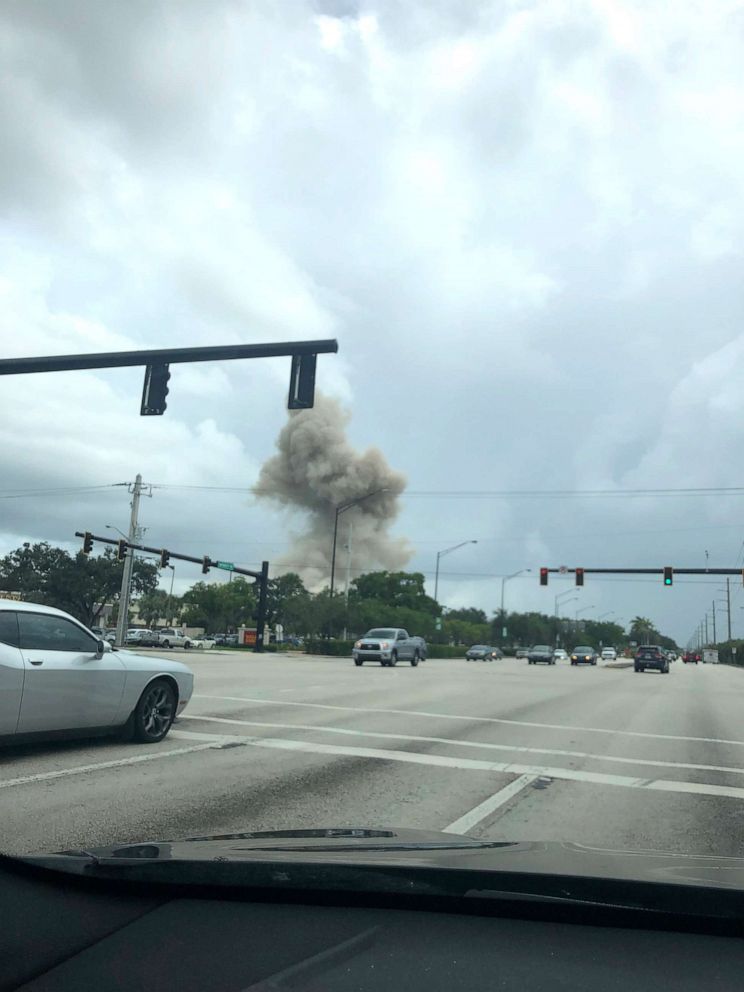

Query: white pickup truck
[352,628,427,667]
[156,628,195,649]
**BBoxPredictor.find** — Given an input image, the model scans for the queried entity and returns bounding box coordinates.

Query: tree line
[0,543,678,649]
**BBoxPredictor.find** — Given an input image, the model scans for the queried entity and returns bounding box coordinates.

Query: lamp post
[434,540,478,603]
[555,589,579,617]
[576,604,596,621]
[329,489,388,598]
[500,568,531,616]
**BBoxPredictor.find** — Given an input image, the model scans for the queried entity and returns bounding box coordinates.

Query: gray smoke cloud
[255,395,411,589]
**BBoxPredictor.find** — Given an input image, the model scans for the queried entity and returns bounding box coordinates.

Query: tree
[350,571,440,616]
[136,589,181,627]
[445,607,488,625]
[265,573,309,627]
[0,542,158,626]
[629,616,656,645]
[180,577,256,632]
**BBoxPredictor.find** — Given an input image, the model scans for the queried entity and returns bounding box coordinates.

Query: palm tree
[629,616,656,645]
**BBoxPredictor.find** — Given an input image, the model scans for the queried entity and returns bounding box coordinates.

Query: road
[2,654,744,858]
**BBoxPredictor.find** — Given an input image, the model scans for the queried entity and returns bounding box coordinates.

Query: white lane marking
[0,742,220,791]
[192,694,744,749]
[205,733,744,803]
[180,715,744,779]
[443,775,537,834]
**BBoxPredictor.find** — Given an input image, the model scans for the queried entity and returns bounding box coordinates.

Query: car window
[18,613,98,653]
[0,611,20,648]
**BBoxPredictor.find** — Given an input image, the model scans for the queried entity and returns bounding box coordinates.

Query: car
[0,600,193,744]
[125,628,159,647]
[156,628,195,649]
[683,651,701,664]
[528,644,555,665]
[553,648,569,663]
[515,648,530,660]
[104,628,117,644]
[570,645,598,666]
[635,645,670,674]
[352,628,427,667]
[600,647,617,661]
[466,644,497,661]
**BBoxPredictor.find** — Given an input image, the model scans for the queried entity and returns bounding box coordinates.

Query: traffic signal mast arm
[539,566,744,582]
[75,531,263,579]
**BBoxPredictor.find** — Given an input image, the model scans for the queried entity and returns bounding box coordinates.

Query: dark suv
[683,651,700,664]
[635,645,669,674]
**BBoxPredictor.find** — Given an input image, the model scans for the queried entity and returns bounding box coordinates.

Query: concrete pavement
[2,655,744,858]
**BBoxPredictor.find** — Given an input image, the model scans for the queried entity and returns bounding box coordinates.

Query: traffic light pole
[78,529,270,653]
[114,474,143,648]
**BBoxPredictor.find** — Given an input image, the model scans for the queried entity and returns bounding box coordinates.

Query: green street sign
[216,561,235,571]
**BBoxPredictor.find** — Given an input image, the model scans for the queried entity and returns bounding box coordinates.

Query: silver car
[0,600,193,744]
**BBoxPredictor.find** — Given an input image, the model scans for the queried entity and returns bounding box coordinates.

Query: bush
[304,638,356,656]
[425,644,471,659]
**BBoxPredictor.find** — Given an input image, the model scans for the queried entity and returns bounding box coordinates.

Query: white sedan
[0,600,193,744]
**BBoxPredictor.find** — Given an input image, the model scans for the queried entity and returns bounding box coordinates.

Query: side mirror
[95,639,105,658]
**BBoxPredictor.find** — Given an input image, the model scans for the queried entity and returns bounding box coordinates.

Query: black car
[528,644,555,665]
[635,645,669,674]
[570,645,598,666]
[466,644,497,661]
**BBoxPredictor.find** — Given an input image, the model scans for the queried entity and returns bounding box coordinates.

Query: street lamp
[555,589,579,617]
[434,540,478,603]
[576,604,596,620]
[500,568,531,615]
[597,611,614,621]
[330,489,388,598]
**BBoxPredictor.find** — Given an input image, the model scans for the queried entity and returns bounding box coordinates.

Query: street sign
[559,565,568,574]
[216,561,235,571]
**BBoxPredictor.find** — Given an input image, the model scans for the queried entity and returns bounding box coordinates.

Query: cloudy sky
[2,0,744,643]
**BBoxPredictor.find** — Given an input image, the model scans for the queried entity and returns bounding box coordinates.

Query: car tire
[162,640,170,649]
[130,678,177,744]
[389,651,397,667]
[184,641,191,650]
[592,660,596,666]
[354,659,363,667]
[411,652,419,667]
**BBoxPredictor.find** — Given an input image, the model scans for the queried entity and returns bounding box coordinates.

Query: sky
[2,0,744,644]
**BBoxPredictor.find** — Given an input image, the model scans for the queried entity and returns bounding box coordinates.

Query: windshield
[1,1,742,909]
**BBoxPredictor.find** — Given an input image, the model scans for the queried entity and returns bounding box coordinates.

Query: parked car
[600,647,617,661]
[104,629,117,644]
[635,645,669,674]
[528,645,555,665]
[515,648,530,660]
[466,644,497,662]
[553,648,569,663]
[0,600,193,743]
[570,645,598,666]
[156,628,195,649]
[352,628,427,667]
[125,629,159,647]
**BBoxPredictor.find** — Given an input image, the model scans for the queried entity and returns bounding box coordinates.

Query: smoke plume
[255,395,411,588]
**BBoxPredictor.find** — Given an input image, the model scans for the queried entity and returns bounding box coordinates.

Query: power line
[0,484,125,500]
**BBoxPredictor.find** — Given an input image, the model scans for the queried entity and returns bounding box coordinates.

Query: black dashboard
[2,856,744,991]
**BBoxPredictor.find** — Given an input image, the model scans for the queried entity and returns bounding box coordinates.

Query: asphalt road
[2,654,744,858]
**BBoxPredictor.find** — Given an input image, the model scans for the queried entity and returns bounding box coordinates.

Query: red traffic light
[540,567,549,586]
[576,568,584,587]
[116,539,127,562]
[82,531,93,555]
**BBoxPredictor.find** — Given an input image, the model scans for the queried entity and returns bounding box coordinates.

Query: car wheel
[184,641,191,650]
[411,652,419,667]
[130,679,177,743]
[592,660,596,666]
[162,640,170,649]
[634,666,640,672]
[389,651,398,667]
[354,658,363,667]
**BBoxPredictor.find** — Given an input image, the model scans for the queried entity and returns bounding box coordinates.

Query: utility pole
[344,520,353,604]
[712,601,717,645]
[727,577,732,641]
[115,474,143,648]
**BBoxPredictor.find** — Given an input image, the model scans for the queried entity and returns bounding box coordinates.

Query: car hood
[25,828,744,893]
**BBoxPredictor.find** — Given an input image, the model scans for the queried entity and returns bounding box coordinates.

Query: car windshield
[1,1,740,921]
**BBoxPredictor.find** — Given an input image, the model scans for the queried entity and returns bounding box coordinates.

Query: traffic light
[540,567,549,586]
[160,549,170,569]
[663,565,673,586]
[288,353,317,409]
[141,363,171,416]
[82,531,93,555]
[576,568,584,587]
[202,556,211,574]
[116,539,127,561]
